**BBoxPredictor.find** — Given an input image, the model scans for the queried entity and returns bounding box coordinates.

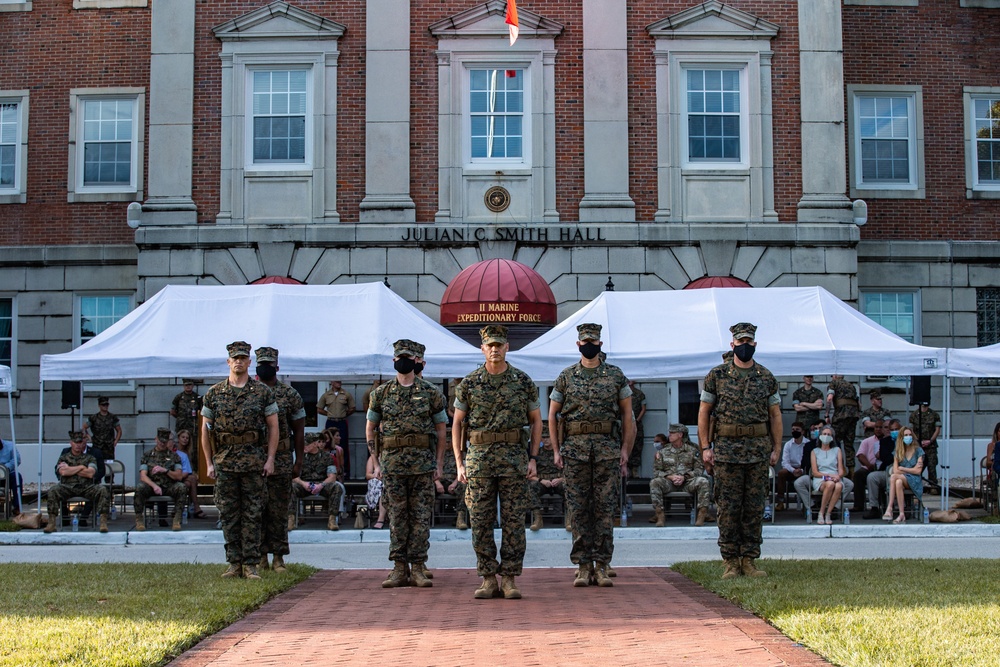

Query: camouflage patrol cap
[869,389,882,399]
[182,378,197,385]
[69,430,85,443]
[227,341,251,358]
[577,323,602,341]
[480,325,508,345]
[304,432,321,444]
[393,339,419,357]
[156,427,171,441]
[97,396,110,405]
[668,423,689,437]
[254,346,278,363]
[413,341,427,358]
[730,322,757,341]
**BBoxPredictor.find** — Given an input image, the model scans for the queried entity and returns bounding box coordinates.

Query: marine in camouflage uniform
[860,390,892,438]
[792,377,824,434]
[526,434,562,530]
[650,424,710,526]
[254,346,306,571]
[367,339,448,589]
[826,376,860,472]
[290,434,344,525]
[627,382,647,477]
[453,325,542,600]
[909,403,941,487]
[84,397,120,462]
[171,380,203,460]
[201,341,279,579]
[549,323,634,588]
[45,431,110,533]
[699,322,782,579]
[133,427,188,531]
[437,446,468,529]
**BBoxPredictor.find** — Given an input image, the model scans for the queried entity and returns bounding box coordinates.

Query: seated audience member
[793,419,826,512]
[321,427,348,516]
[776,421,808,511]
[526,430,562,531]
[365,452,387,529]
[986,422,1000,497]
[173,429,204,518]
[290,433,344,531]
[436,444,469,530]
[45,431,111,533]
[134,427,188,531]
[0,435,23,515]
[885,425,925,524]
[650,424,710,527]
[811,425,846,525]
[863,419,901,519]
[853,420,886,513]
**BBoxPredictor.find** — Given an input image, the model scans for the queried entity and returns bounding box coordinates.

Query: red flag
[505,0,519,46]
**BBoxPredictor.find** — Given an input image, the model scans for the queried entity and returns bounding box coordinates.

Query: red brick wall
[0,3,150,245]
[844,2,1000,241]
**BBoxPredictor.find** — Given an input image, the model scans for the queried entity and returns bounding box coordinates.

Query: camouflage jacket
[909,408,941,442]
[631,385,646,420]
[455,363,539,478]
[551,361,631,463]
[298,449,335,483]
[702,360,780,464]
[792,385,824,427]
[171,391,202,430]
[369,377,447,476]
[653,442,704,481]
[860,406,892,437]
[86,412,119,453]
[53,451,99,493]
[202,378,278,473]
[140,447,182,486]
[270,381,305,477]
[535,446,561,481]
[827,378,860,421]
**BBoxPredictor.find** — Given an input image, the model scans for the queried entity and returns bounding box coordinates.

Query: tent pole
[7,387,16,514]
[36,379,44,515]
[971,380,976,500]
[942,376,950,511]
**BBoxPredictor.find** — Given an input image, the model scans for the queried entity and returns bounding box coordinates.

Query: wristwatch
[529,455,538,461]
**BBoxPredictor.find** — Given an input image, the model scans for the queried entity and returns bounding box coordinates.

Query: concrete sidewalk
[167,567,829,667]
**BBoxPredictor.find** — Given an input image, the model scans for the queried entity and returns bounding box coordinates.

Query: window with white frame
[685,68,743,164]
[848,86,925,199]
[0,92,27,203]
[0,0,33,13]
[76,294,133,391]
[861,291,919,343]
[0,298,13,386]
[468,68,525,163]
[965,89,1000,196]
[250,69,309,166]
[68,88,145,202]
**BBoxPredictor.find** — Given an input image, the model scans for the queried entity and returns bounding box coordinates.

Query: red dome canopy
[684,276,752,289]
[250,276,304,285]
[441,259,556,326]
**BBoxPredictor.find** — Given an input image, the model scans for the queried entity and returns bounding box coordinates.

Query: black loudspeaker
[61,381,83,409]
[909,376,931,406]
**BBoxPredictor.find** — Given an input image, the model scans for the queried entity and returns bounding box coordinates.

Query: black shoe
[863,508,882,520]
[158,519,169,527]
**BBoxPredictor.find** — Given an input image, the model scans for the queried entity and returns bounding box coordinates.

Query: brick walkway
[169,568,828,667]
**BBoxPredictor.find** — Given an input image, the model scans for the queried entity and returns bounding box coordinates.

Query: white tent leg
[36,379,44,515]
[942,376,950,510]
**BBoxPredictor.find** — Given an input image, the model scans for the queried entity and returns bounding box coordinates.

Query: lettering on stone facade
[400,226,603,243]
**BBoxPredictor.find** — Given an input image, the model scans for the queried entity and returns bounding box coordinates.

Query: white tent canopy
[40,283,484,381]
[947,343,1000,378]
[508,286,948,382]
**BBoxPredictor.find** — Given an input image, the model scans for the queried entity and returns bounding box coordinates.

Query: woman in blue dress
[884,425,924,524]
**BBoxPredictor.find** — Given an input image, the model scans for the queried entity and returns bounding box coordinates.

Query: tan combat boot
[501,575,522,599]
[327,515,339,531]
[221,563,242,578]
[272,555,286,572]
[172,515,182,531]
[529,510,544,531]
[695,507,709,527]
[287,514,296,532]
[654,508,666,527]
[740,557,767,578]
[134,515,146,532]
[259,554,270,571]
[474,575,500,599]
[243,564,262,580]
[99,515,109,533]
[456,510,469,530]
[722,558,742,580]
[573,563,592,587]
[594,562,614,587]
[44,514,58,533]
[606,565,617,578]
[382,561,409,588]
[420,563,434,579]
[410,562,433,588]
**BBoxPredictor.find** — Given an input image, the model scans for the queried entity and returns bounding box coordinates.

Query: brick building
[1,0,999,468]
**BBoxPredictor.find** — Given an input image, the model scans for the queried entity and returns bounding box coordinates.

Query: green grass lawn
[673,559,1000,667]
[0,563,316,667]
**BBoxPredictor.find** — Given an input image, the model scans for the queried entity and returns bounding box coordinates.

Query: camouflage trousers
[650,476,710,510]
[527,479,564,511]
[713,460,769,560]
[563,457,619,565]
[133,481,187,518]
[215,470,265,565]
[466,475,527,577]
[289,480,345,519]
[47,484,110,520]
[383,471,434,564]
[261,473,292,556]
[832,418,858,472]
[628,424,645,477]
[923,443,939,484]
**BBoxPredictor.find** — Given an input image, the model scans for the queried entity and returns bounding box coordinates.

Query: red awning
[250,276,304,285]
[441,259,556,326]
[684,276,752,289]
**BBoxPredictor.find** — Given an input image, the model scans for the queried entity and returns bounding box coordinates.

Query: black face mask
[255,365,277,381]
[580,342,601,360]
[394,357,417,374]
[791,430,802,438]
[733,342,756,362]
[413,362,424,375]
